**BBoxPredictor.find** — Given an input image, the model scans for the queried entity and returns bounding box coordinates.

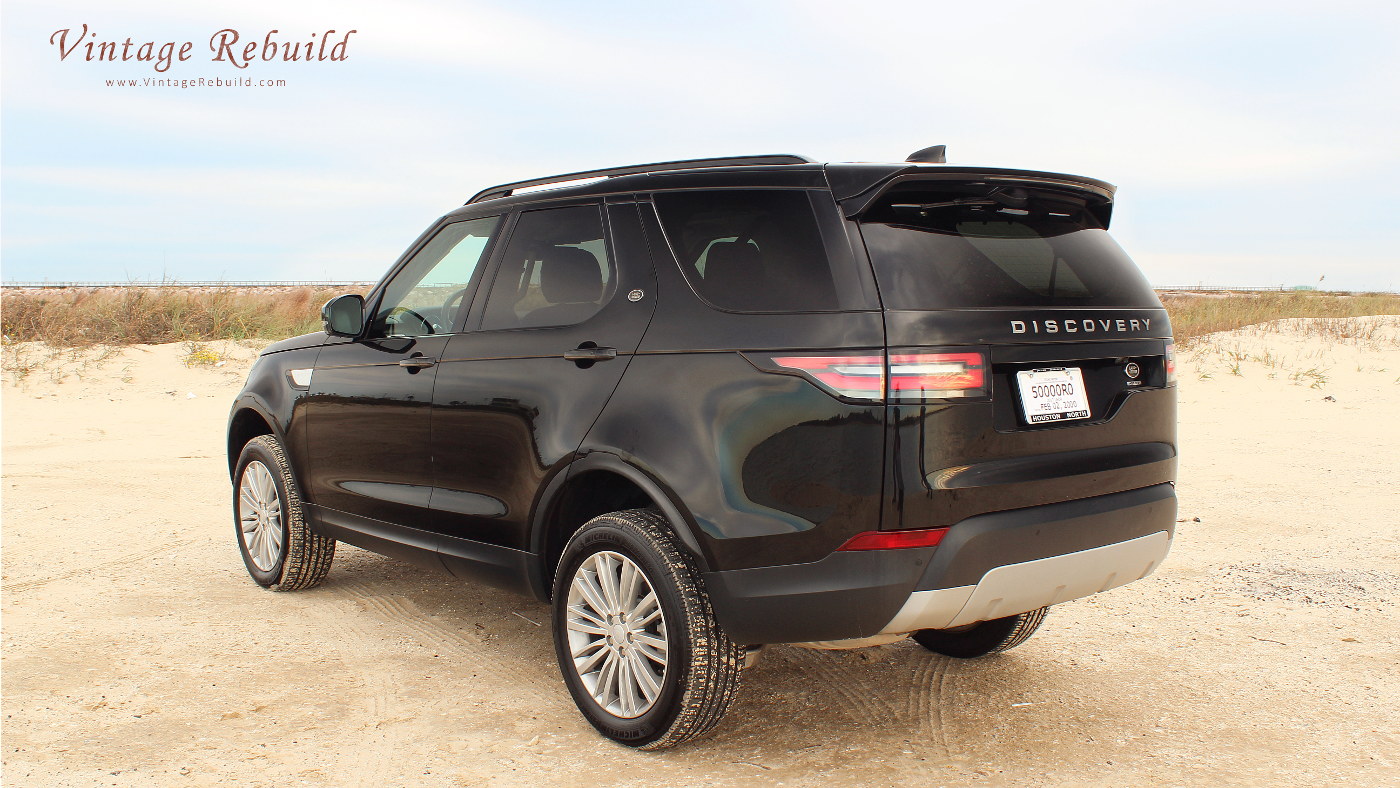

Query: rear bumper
[879,531,1169,633]
[704,482,1176,644]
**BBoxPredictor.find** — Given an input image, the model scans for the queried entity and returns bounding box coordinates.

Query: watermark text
[50,24,357,73]
[104,77,289,89]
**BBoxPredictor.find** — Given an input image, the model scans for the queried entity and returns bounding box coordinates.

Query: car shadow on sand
[307,545,1156,767]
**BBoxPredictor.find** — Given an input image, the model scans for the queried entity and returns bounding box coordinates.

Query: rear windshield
[859,184,1159,309]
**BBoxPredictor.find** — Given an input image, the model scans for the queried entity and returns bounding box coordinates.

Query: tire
[551,509,744,750]
[233,434,335,591]
[912,607,1048,658]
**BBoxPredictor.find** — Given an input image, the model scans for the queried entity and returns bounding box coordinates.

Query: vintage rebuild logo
[49,24,358,73]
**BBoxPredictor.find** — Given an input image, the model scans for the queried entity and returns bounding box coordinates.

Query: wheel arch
[529,452,710,599]
[227,398,287,480]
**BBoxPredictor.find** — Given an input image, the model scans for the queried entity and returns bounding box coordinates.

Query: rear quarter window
[859,184,1160,309]
[653,189,867,313]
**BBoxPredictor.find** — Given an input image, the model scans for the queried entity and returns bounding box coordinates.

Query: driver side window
[368,216,501,338]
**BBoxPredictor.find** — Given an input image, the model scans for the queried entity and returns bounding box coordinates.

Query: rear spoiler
[825,164,1117,226]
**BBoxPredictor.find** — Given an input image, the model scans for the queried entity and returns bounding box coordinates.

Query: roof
[451,154,1116,218]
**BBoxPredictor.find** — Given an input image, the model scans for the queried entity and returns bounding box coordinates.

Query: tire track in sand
[908,655,955,760]
[766,646,959,761]
[301,579,561,786]
[333,579,555,704]
[2,539,201,593]
[780,647,909,729]
[303,598,406,788]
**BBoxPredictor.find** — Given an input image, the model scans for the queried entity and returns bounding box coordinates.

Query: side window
[480,205,613,330]
[653,190,840,312]
[368,216,500,338]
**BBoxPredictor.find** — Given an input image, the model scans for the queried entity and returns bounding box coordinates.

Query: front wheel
[233,434,335,590]
[552,509,744,750]
[912,607,1048,658]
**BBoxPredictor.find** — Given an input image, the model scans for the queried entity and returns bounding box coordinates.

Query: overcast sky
[3,0,1398,290]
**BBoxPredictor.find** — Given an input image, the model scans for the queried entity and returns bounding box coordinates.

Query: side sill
[308,504,536,596]
[308,504,444,573]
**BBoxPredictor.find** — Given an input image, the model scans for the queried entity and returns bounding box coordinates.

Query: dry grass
[1162,291,1400,346]
[3,285,1397,351]
[0,342,127,385]
[1,286,362,347]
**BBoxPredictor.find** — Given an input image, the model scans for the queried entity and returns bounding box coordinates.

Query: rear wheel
[234,434,335,591]
[552,509,743,750]
[912,607,1047,658]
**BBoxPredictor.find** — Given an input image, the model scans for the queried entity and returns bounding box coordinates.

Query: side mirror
[322,294,365,337]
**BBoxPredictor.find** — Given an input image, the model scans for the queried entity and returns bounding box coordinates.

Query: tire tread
[912,606,1048,658]
[558,508,744,750]
[241,434,335,591]
[991,605,1047,654]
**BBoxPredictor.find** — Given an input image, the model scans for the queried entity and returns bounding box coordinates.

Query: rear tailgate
[854,177,1177,531]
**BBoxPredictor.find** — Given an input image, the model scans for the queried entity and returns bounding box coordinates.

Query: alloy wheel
[238,460,284,573]
[564,551,669,718]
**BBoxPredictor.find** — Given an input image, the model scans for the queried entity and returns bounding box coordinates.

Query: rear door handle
[562,346,618,362]
[399,357,436,369]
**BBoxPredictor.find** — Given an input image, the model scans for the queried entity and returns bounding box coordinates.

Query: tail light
[763,354,884,399]
[761,349,989,402]
[838,527,949,551]
[887,351,987,400]
[1164,342,1177,386]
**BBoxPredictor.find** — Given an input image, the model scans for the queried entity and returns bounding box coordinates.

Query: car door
[428,200,657,564]
[302,215,501,542]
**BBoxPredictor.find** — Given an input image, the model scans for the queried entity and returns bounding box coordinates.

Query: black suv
[228,149,1177,749]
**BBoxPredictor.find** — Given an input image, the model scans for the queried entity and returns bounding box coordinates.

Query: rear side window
[859,184,1160,309]
[480,204,613,330]
[654,190,857,312]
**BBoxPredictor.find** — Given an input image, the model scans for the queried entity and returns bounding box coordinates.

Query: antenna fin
[906,145,946,164]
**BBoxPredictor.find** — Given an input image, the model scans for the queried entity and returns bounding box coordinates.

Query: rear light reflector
[838,527,950,551]
[763,349,989,402]
[1164,342,1177,386]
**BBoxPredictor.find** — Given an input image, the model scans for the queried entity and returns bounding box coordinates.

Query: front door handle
[399,356,436,369]
[562,346,618,362]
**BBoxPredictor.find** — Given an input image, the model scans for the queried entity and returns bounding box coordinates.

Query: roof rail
[465,154,816,204]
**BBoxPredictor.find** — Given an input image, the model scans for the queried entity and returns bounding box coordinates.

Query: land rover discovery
[227,148,1177,749]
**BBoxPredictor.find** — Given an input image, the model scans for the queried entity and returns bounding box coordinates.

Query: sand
[3,319,1398,787]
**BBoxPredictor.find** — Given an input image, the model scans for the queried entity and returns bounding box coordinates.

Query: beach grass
[1161,291,1400,345]
[3,284,1397,349]
[1,285,363,347]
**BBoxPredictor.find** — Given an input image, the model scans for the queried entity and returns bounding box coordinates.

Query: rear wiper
[899,198,997,210]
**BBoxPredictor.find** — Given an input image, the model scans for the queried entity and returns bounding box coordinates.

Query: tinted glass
[369,216,500,338]
[653,190,844,312]
[481,205,613,330]
[859,185,1159,309]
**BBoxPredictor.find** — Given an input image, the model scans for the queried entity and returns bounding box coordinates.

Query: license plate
[1016,367,1091,424]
